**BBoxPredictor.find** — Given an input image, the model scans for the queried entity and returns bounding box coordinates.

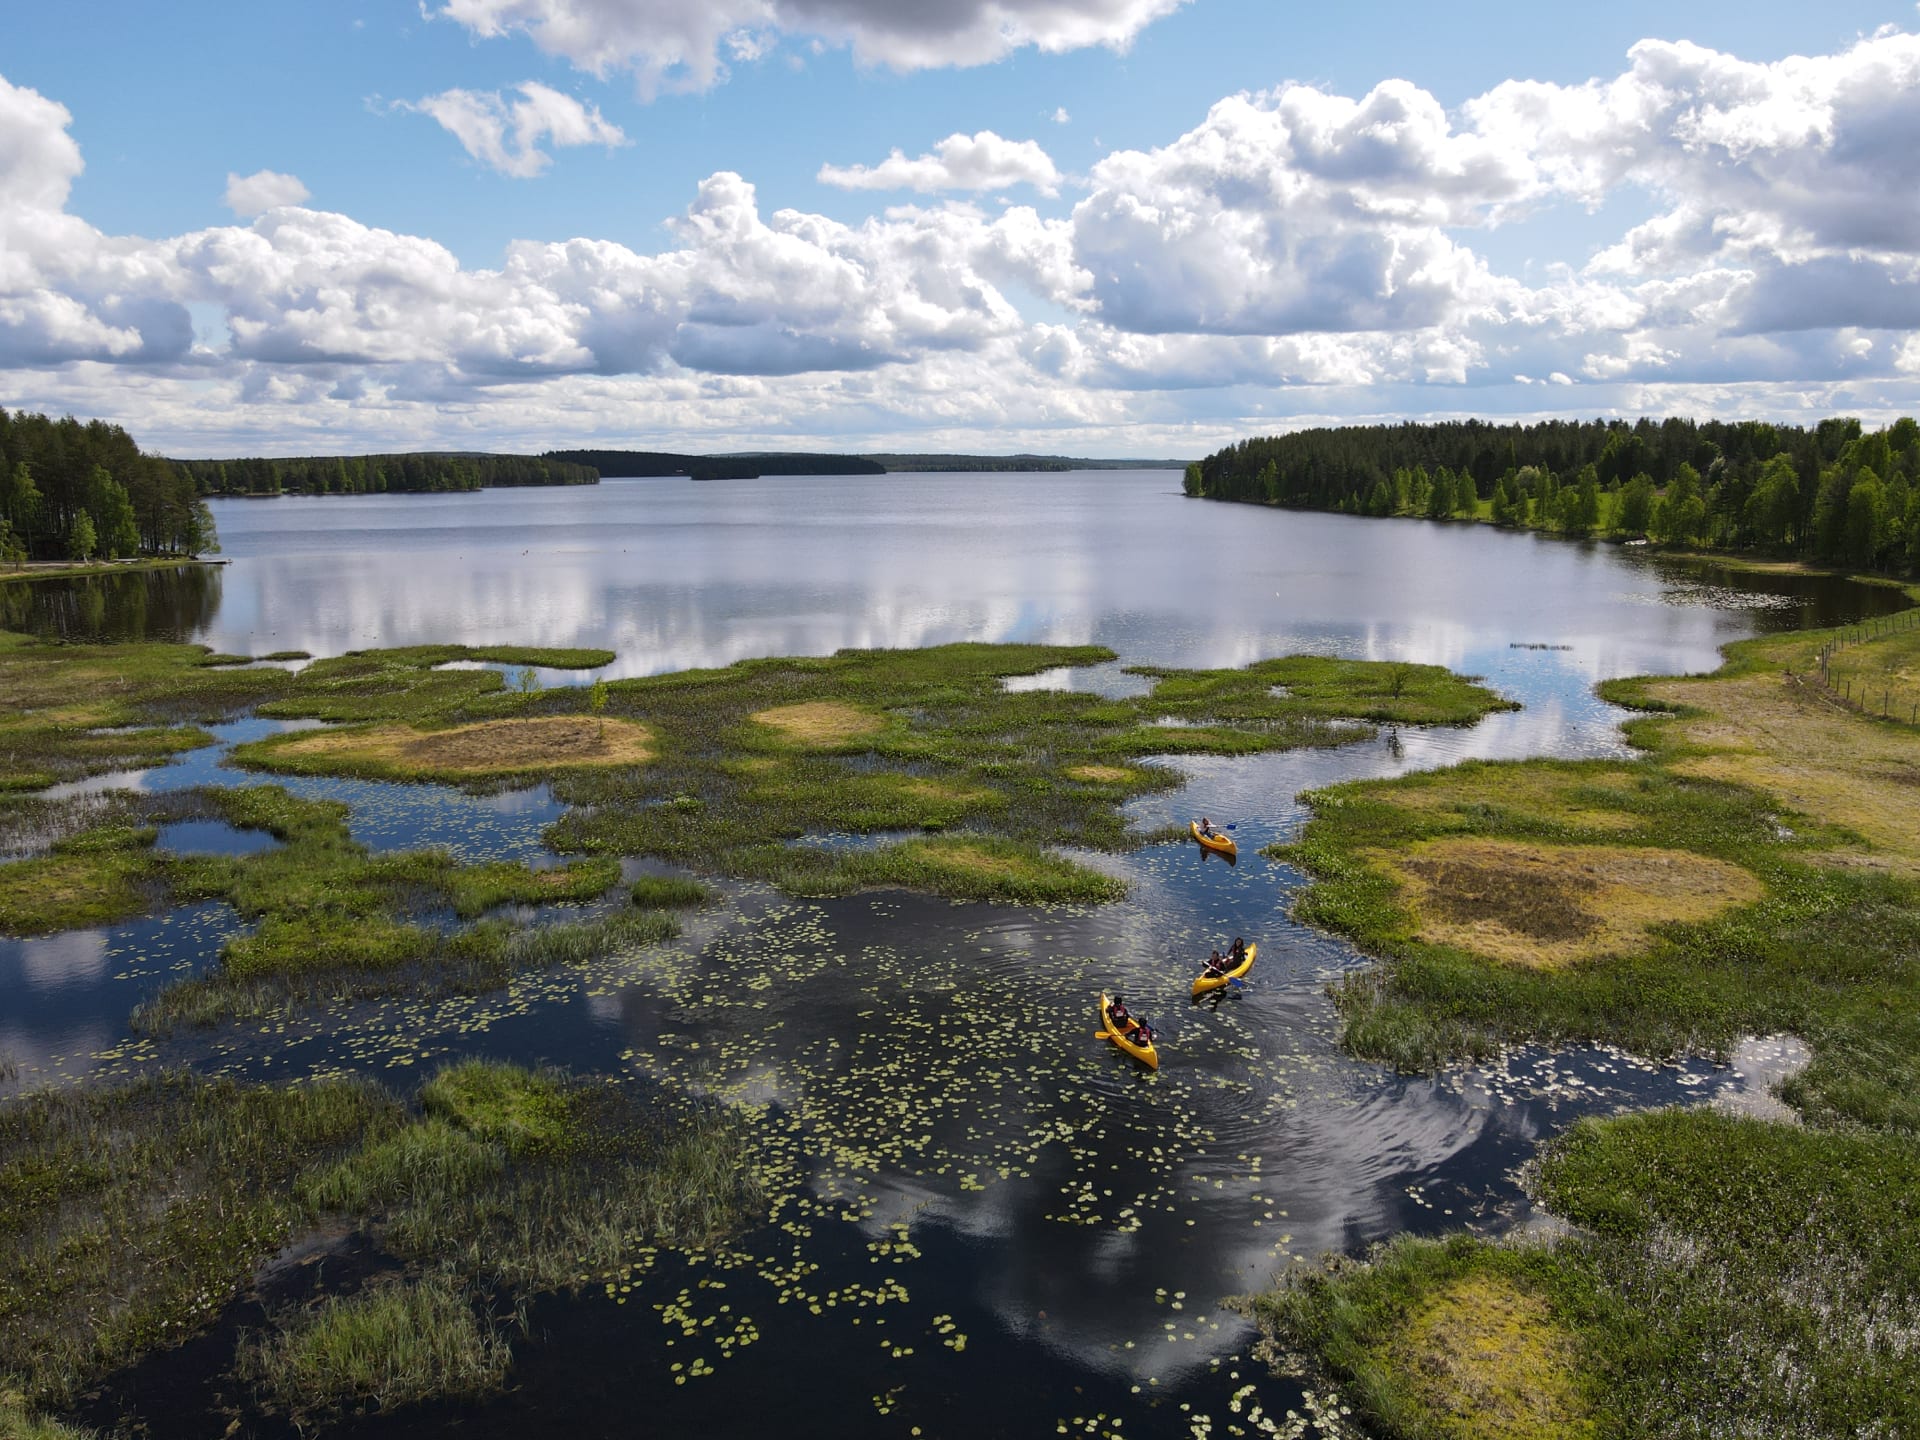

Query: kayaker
[1197,817,1217,838]
[1107,994,1135,1028]
[1228,936,1247,965]
[1202,950,1228,978]
[1129,1018,1155,1047]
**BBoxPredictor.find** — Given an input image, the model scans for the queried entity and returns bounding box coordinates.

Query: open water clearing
[2,472,1906,1438]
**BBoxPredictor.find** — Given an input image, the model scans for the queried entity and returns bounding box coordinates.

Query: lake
[3,473,1906,1439]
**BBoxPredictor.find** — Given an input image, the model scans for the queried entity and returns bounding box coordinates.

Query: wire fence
[1798,605,1920,724]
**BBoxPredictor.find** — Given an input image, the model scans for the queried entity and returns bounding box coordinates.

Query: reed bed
[628,874,713,908]
[236,1274,512,1415]
[2,1062,764,1424]
[0,1073,398,1408]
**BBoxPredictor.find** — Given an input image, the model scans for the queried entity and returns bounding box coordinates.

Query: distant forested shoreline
[543,449,1180,477]
[176,452,599,496]
[1186,416,1920,577]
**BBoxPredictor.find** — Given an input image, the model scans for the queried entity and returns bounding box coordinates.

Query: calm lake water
[4,474,1907,1439]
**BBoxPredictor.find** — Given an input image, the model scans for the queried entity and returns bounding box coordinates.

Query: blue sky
[5,1,1920,456]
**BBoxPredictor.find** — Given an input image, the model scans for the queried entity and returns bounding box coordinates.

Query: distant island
[544,449,1185,479]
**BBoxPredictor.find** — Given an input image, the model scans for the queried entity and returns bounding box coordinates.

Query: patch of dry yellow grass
[1384,767,1641,834]
[749,701,887,747]
[1649,670,1920,877]
[1066,764,1137,784]
[914,841,1024,880]
[1390,1275,1595,1440]
[895,777,988,805]
[271,715,653,777]
[1377,838,1761,969]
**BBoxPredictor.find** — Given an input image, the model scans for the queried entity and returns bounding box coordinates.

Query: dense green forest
[175,451,598,496]
[1,409,216,564]
[867,454,1182,472]
[1185,416,1920,575]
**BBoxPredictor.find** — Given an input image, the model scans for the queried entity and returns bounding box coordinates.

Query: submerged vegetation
[1255,609,1920,1436]
[0,1063,762,1424]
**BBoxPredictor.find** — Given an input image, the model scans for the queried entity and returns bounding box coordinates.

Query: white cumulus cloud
[434,0,1188,95]
[224,169,311,218]
[402,80,629,177]
[1068,82,1530,337]
[11,22,1920,453]
[818,131,1062,195]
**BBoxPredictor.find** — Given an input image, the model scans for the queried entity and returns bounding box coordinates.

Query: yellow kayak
[1099,992,1159,1069]
[1192,940,1257,997]
[1190,821,1237,857]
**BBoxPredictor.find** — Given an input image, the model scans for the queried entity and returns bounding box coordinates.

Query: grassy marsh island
[1252,608,1920,1436]
[2,628,1511,1024]
[239,642,1510,902]
[0,1062,761,1427]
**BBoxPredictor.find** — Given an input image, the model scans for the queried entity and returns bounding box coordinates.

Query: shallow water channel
[2,474,1906,1438]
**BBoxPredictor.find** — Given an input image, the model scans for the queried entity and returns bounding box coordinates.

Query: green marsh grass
[0,629,602,793]
[237,1274,512,1416]
[1250,1234,1596,1440]
[1270,627,1920,1127]
[0,826,162,934]
[1256,612,1920,1434]
[0,778,655,1025]
[0,1393,97,1439]
[132,907,678,1032]
[4,626,1510,904]
[518,642,1507,901]
[629,874,713,908]
[298,1062,763,1287]
[0,1073,397,1408]
[0,792,148,862]
[3,1062,766,1417]
[420,1060,579,1153]
[1255,1111,1920,1439]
